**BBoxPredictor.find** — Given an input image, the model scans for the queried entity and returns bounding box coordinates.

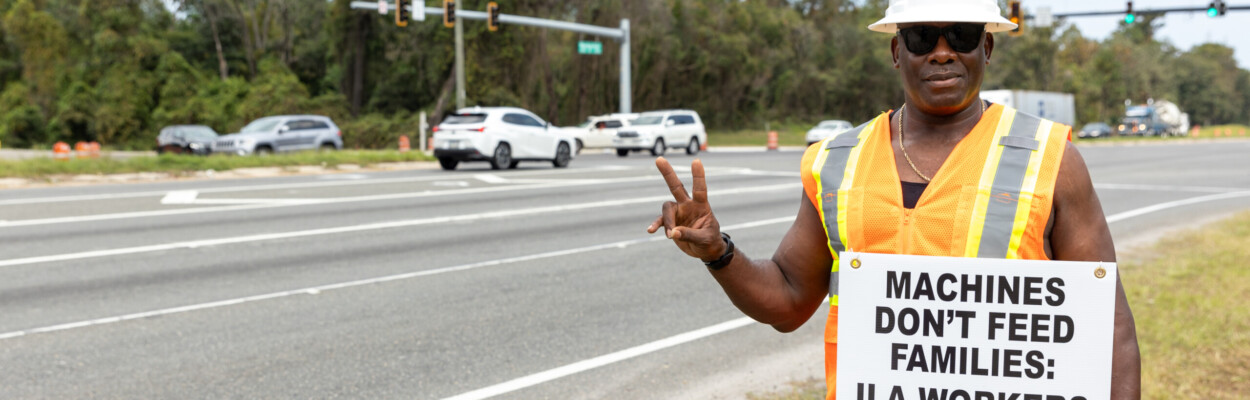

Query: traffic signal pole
[349,2,633,114]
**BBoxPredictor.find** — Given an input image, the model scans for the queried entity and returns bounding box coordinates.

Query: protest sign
[836,253,1117,400]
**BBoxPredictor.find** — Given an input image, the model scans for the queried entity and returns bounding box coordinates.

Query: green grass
[0,150,435,180]
[708,121,820,147]
[1123,212,1250,399]
[746,212,1250,400]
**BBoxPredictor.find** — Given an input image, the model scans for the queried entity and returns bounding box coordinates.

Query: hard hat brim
[868,7,1017,33]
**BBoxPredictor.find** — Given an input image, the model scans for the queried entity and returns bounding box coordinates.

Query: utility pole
[454,9,466,109]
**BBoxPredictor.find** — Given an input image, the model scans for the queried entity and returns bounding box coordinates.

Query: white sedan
[805,120,854,146]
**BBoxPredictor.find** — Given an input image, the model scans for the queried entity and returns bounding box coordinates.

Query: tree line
[1,0,1247,149]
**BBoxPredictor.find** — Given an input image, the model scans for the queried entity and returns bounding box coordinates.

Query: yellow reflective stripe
[963,108,1017,257]
[836,116,878,257]
[1005,120,1054,258]
[830,294,839,306]
[811,138,837,259]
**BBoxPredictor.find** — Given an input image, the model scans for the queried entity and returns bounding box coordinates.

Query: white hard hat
[868,0,1017,33]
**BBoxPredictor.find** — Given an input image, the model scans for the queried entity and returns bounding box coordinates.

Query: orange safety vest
[798,104,1071,399]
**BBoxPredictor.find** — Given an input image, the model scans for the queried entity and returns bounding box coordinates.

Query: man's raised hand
[646,157,725,262]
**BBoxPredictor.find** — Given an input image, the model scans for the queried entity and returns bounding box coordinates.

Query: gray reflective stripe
[977,111,1043,258]
[827,135,861,149]
[999,136,1040,150]
[819,121,871,297]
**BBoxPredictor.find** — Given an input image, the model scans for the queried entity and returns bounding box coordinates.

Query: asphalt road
[1,141,1248,399]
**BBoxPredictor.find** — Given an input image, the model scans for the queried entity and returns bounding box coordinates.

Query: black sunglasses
[898,24,985,54]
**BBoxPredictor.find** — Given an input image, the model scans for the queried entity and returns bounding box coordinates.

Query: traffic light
[1125,1,1135,24]
[443,0,456,28]
[487,2,501,32]
[1218,0,1228,16]
[1008,1,1023,37]
[395,0,409,27]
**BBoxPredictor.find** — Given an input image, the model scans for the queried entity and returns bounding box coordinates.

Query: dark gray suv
[213,115,343,156]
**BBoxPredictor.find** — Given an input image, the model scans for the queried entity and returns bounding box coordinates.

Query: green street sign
[577,41,603,55]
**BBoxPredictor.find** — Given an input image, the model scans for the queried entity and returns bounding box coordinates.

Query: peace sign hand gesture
[646,157,726,262]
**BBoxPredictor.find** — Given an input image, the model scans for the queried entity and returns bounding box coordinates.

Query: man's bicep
[1050,142,1116,262]
[773,192,836,306]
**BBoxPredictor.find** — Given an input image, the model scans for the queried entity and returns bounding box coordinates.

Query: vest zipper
[901,208,914,254]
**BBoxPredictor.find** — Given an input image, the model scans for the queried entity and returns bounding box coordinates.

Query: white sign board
[836,253,1117,400]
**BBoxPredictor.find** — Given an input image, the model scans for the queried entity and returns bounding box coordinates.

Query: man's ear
[891,36,901,69]
[984,33,995,64]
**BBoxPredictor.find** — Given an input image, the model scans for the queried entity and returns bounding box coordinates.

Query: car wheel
[255,146,273,156]
[508,160,520,169]
[575,139,584,155]
[685,138,700,155]
[490,143,512,170]
[438,158,458,170]
[320,143,336,151]
[552,142,571,168]
[616,149,629,157]
[650,138,666,156]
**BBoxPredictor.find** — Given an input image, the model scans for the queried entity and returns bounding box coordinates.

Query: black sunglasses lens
[901,26,939,54]
[947,24,985,52]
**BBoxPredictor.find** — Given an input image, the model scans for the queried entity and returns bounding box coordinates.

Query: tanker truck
[1117,99,1190,137]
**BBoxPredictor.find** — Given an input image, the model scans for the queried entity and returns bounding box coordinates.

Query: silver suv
[213,115,343,156]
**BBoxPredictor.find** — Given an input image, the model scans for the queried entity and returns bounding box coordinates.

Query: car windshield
[444,114,487,124]
[632,116,663,126]
[185,127,218,139]
[1125,107,1151,117]
[818,121,844,129]
[241,118,283,133]
[1083,123,1108,130]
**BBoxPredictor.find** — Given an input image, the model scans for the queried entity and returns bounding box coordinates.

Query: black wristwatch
[704,232,735,270]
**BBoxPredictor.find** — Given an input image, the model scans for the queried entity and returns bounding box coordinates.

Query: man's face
[892,22,993,116]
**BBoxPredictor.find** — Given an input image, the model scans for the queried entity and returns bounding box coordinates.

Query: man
[646,0,1141,398]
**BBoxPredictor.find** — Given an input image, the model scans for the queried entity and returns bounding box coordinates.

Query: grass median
[0,151,435,180]
[747,212,1250,400]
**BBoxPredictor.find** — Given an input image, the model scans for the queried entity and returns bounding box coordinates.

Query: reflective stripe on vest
[811,116,880,306]
[812,107,1053,305]
[963,108,1054,259]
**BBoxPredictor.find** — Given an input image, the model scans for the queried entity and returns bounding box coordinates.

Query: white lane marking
[0,174,667,228]
[474,174,509,184]
[0,217,792,340]
[442,318,757,400]
[1106,190,1250,223]
[160,191,199,204]
[0,184,799,268]
[434,181,471,187]
[0,165,640,206]
[185,198,326,205]
[1094,183,1246,193]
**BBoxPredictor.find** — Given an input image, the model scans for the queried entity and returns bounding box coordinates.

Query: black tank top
[902,181,927,209]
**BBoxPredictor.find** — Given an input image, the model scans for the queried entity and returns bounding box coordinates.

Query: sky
[1029,0,1250,68]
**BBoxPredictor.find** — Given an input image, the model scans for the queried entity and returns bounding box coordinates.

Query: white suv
[213,115,343,155]
[613,110,706,157]
[433,107,576,171]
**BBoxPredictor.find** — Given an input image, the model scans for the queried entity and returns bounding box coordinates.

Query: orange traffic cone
[766,131,778,151]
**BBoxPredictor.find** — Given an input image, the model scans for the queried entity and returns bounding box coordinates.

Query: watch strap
[704,232,735,270]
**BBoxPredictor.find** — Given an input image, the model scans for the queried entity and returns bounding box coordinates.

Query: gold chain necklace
[898,100,986,183]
